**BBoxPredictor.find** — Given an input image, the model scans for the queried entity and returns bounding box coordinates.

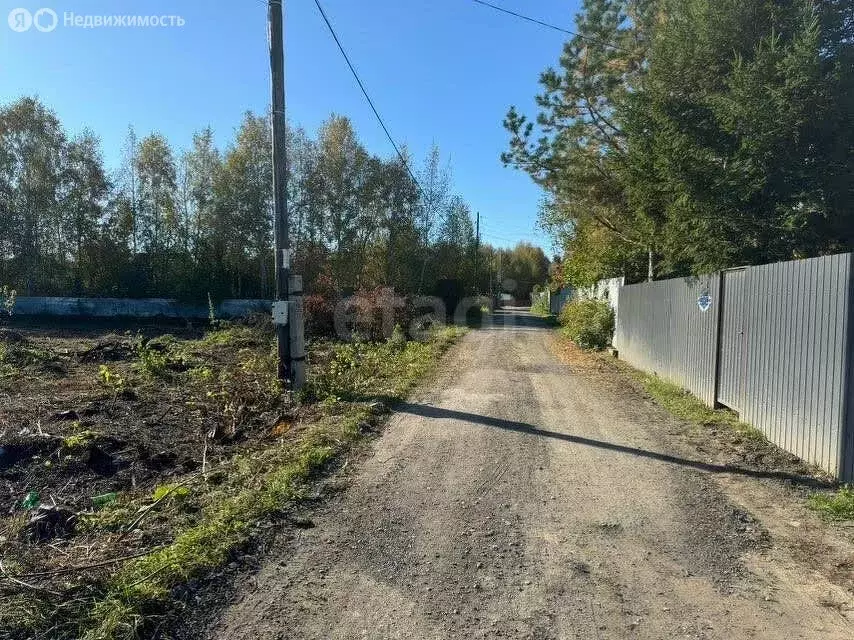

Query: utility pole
[474,212,480,295]
[268,0,305,388]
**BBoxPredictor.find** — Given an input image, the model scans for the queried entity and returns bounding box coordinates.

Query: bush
[304,294,335,338]
[530,294,550,317]
[344,287,415,341]
[559,298,614,350]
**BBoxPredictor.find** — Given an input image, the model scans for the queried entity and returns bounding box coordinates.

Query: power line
[470,0,631,53]
[312,0,423,195]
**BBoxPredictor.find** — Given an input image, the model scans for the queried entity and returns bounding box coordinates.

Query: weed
[98,365,126,395]
[188,365,214,383]
[63,429,96,450]
[4,326,464,640]
[133,340,170,380]
[629,369,765,442]
[808,486,854,521]
[152,483,190,502]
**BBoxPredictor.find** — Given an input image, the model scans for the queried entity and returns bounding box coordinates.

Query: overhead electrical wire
[469,0,631,53]
[311,0,424,195]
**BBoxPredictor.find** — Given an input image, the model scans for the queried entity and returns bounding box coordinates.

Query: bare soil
[0,319,296,583]
[203,309,853,639]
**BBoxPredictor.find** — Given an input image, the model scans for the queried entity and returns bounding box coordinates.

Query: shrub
[530,294,550,317]
[304,294,335,338]
[559,298,614,350]
[344,287,414,341]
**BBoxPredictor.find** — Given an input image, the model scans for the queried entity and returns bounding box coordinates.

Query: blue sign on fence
[697,293,712,312]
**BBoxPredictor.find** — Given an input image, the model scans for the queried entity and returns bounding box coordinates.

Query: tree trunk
[647,247,654,282]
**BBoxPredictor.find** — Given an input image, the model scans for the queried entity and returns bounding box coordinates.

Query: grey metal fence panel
[613,274,720,406]
[733,254,852,479]
[549,288,573,315]
[718,269,748,412]
[615,253,854,480]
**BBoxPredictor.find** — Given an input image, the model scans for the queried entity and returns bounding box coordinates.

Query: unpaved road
[211,309,853,639]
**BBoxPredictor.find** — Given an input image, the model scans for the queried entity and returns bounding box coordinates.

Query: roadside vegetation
[506,0,854,288]
[0,318,463,640]
[808,487,854,522]
[529,289,551,318]
[557,299,614,351]
[622,369,766,445]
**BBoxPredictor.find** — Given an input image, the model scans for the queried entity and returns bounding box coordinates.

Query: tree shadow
[394,402,836,490]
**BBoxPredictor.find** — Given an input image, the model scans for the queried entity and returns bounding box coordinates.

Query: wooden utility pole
[268,0,305,388]
[474,212,480,294]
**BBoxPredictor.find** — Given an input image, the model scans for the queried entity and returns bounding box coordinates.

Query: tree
[631,0,854,272]
[182,127,221,252]
[416,144,452,291]
[0,97,66,294]
[507,0,854,283]
[60,131,109,292]
[504,0,659,283]
[136,133,178,291]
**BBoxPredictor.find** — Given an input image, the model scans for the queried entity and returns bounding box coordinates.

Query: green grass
[618,362,766,443]
[808,486,854,521]
[1,325,464,640]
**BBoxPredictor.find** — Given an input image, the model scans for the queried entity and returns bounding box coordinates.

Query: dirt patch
[0,320,299,608]
[553,336,854,606]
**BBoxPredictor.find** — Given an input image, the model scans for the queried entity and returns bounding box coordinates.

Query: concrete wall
[11,297,271,320]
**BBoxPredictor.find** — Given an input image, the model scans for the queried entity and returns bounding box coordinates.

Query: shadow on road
[484,307,552,331]
[395,402,835,490]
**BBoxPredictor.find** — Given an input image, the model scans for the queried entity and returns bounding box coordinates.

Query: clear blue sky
[1,0,580,252]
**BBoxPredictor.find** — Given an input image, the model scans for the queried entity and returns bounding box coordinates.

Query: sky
[0,0,581,252]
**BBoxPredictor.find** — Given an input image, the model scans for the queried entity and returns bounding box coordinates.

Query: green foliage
[152,484,190,502]
[637,374,765,442]
[133,340,170,380]
[530,293,551,317]
[0,98,515,302]
[303,327,463,403]
[558,299,615,350]
[507,0,854,283]
[98,365,126,394]
[63,429,96,450]
[73,327,462,640]
[808,486,854,521]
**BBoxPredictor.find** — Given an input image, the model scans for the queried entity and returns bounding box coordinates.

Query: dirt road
[210,309,853,639]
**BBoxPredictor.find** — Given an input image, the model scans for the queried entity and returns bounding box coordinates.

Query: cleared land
[0,318,461,639]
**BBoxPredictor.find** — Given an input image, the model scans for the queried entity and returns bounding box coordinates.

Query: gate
[716,268,747,412]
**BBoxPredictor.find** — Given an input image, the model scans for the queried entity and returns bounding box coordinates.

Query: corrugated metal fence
[613,253,854,481]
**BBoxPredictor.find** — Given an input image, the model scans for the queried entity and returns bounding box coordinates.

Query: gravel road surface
[211,308,853,639]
